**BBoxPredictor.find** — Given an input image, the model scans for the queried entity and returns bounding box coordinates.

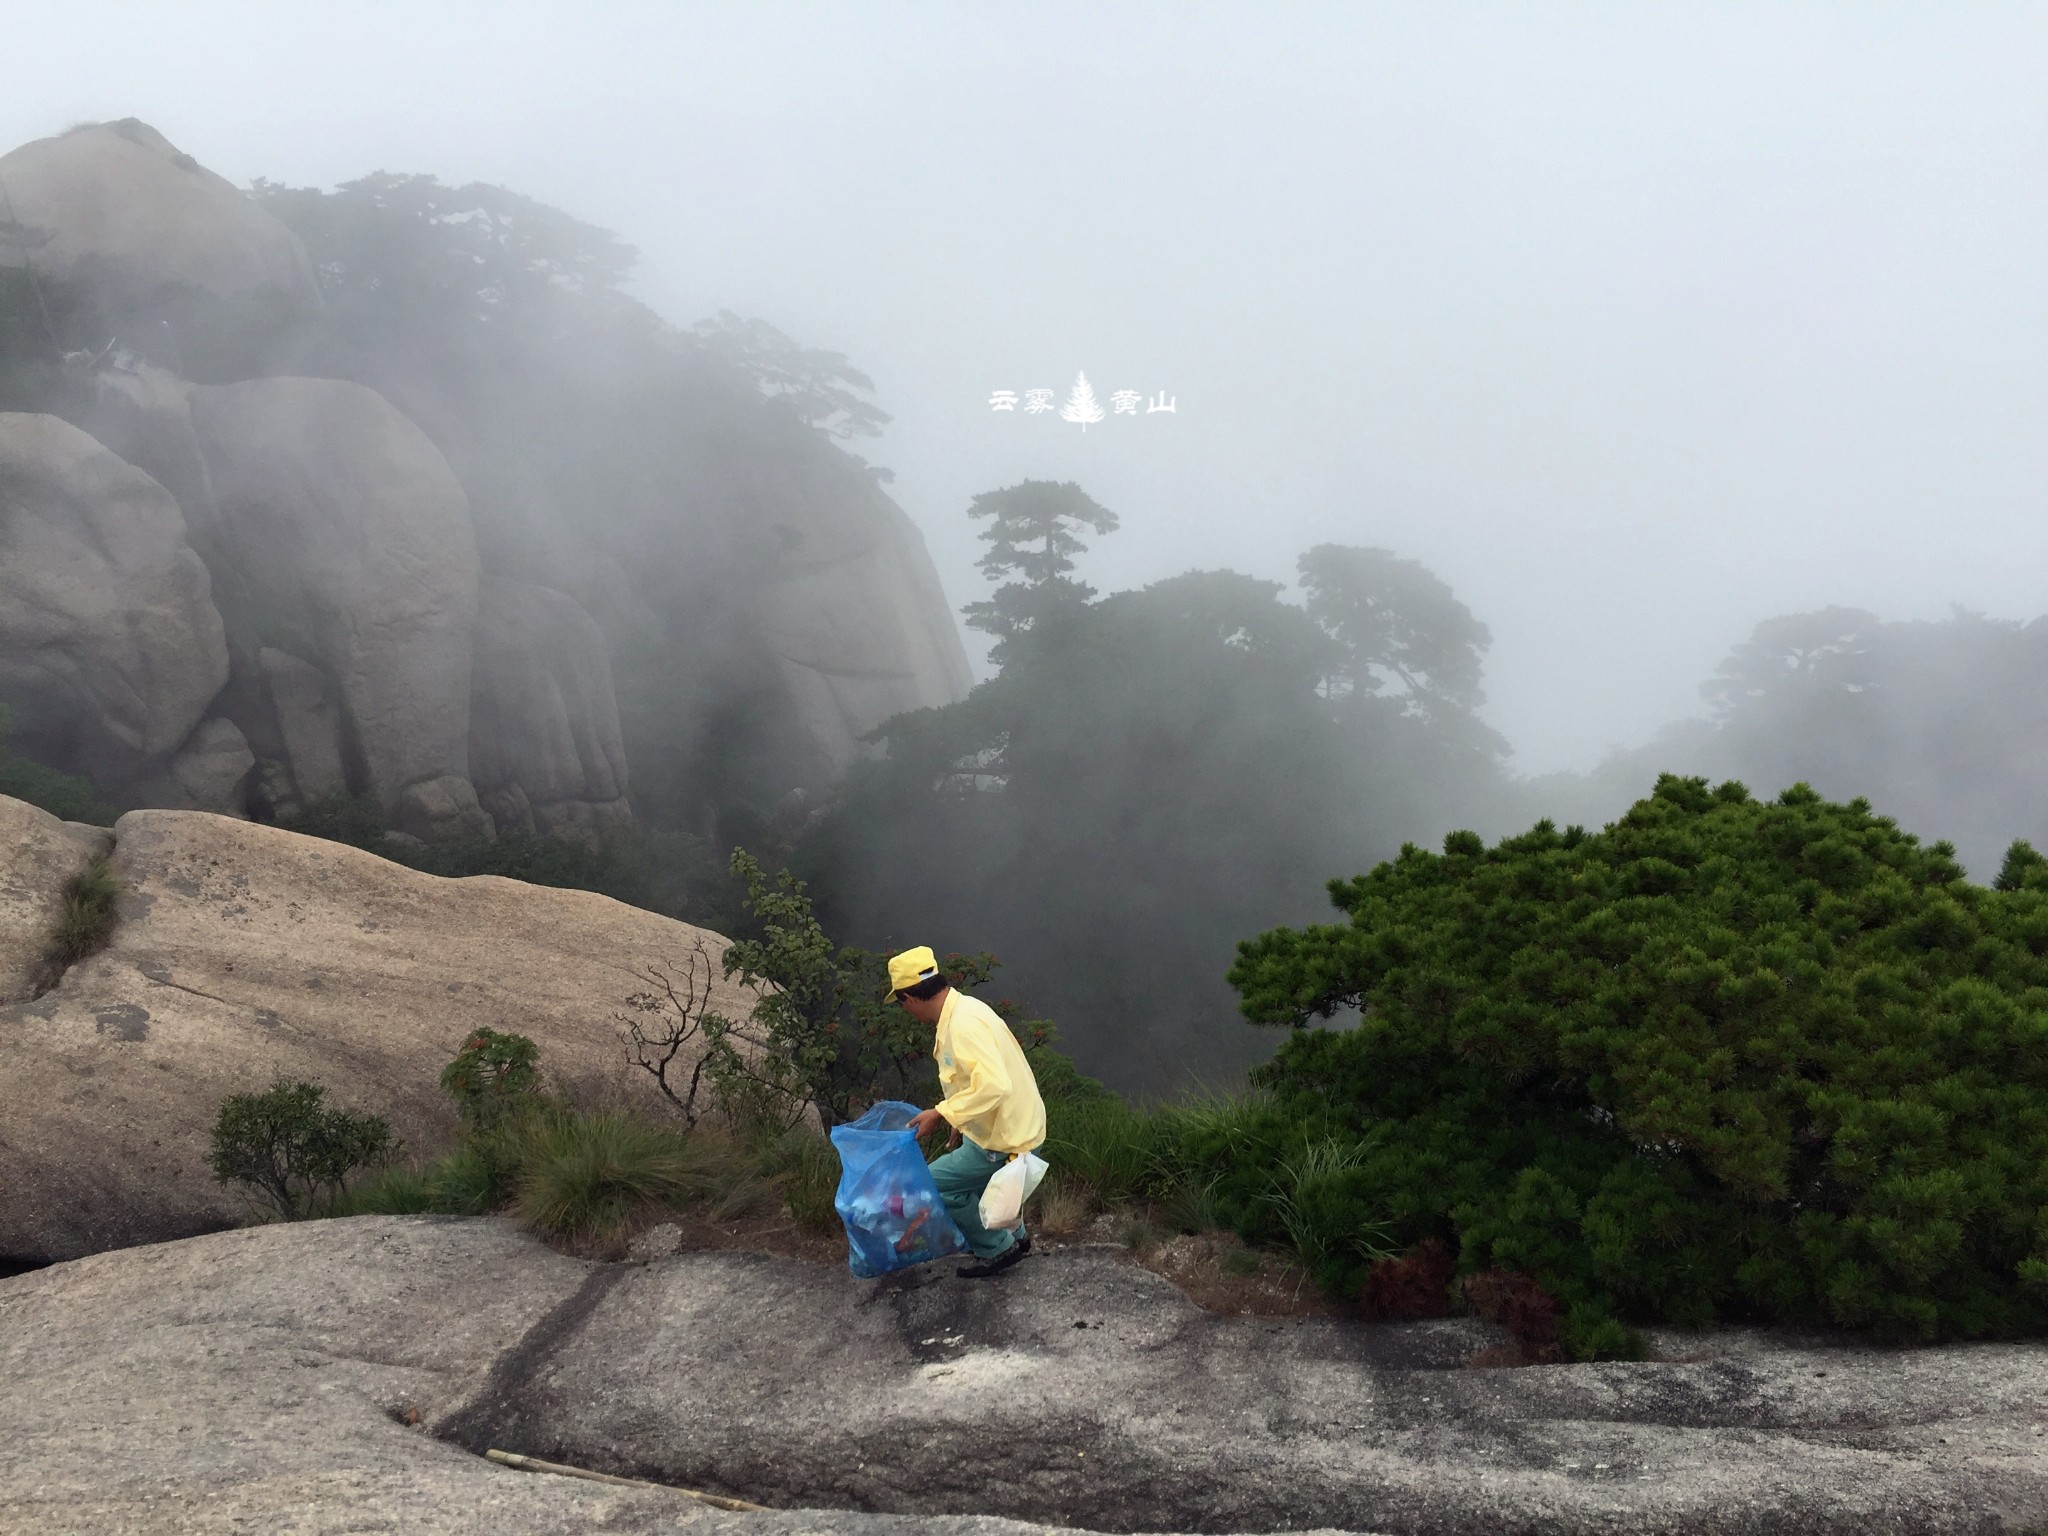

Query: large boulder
[355,342,972,798]
[0,801,756,1262]
[752,465,974,775]
[0,412,229,783]
[59,361,219,524]
[1,118,976,842]
[4,1215,2046,1534]
[150,715,255,815]
[470,577,632,841]
[0,119,319,380]
[185,375,483,817]
[254,645,347,801]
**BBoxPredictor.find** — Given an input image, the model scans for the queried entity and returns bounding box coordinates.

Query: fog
[7,5,2048,1093]
[9,2,2044,774]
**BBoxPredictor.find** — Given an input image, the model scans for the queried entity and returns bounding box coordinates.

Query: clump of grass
[328,1165,437,1216]
[759,1127,841,1234]
[512,1108,702,1242]
[48,854,121,969]
[1220,1244,1265,1277]
[1042,1094,1164,1205]
[1117,1214,1159,1251]
[322,1098,841,1244]
[1265,1136,1398,1286]
[1159,1172,1224,1235]
[1035,1175,1095,1236]
[325,1131,525,1218]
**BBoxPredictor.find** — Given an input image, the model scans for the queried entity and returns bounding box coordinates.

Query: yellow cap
[886,945,942,1000]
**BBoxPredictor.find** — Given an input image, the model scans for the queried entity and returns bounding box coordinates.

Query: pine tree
[1059,370,1105,430]
[959,479,1118,661]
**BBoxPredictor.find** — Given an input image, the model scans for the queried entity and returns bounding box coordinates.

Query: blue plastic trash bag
[829,1100,969,1278]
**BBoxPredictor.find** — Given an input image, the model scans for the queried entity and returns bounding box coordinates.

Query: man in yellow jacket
[890,945,1046,1278]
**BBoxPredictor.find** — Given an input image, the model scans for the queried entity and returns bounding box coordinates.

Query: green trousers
[928,1141,1024,1260]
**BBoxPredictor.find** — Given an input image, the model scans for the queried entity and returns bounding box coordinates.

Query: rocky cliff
[0,793,756,1263]
[6,1215,2045,1534]
[0,119,971,842]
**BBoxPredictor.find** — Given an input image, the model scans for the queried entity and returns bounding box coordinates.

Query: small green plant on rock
[31,852,124,996]
[209,1077,394,1220]
[50,854,121,966]
[439,1028,543,1129]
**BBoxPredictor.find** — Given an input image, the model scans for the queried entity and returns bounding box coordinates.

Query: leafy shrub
[703,848,1055,1128]
[1227,775,2048,1355]
[439,1028,543,1129]
[699,849,934,1127]
[209,1078,394,1219]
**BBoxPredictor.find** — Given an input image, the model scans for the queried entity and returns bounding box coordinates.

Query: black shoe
[957,1233,1031,1279]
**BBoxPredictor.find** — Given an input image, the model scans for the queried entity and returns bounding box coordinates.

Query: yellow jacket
[933,989,1046,1156]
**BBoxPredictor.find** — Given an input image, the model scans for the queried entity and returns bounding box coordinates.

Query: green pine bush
[1226,774,2048,1355]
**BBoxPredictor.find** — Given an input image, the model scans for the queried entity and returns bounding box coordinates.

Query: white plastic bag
[978,1150,1049,1229]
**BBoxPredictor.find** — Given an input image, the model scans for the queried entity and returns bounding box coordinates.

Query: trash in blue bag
[829,1100,969,1278]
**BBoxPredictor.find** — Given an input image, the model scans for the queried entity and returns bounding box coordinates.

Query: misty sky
[7,3,2044,772]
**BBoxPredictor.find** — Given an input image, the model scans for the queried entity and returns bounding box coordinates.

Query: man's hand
[907,1107,948,1141]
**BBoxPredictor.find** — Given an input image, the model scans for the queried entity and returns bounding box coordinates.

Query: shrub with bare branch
[619,937,723,1125]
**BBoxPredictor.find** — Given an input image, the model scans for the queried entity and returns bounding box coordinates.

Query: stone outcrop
[470,577,631,842]
[739,453,973,776]
[156,716,254,813]
[186,375,482,816]
[0,119,320,380]
[0,412,229,783]
[4,1214,2046,1535]
[253,645,347,801]
[0,117,976,842]
[0,798,755,1262]
[61,361,219,523]
[395,772,494,843]
[761,500,974,775]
